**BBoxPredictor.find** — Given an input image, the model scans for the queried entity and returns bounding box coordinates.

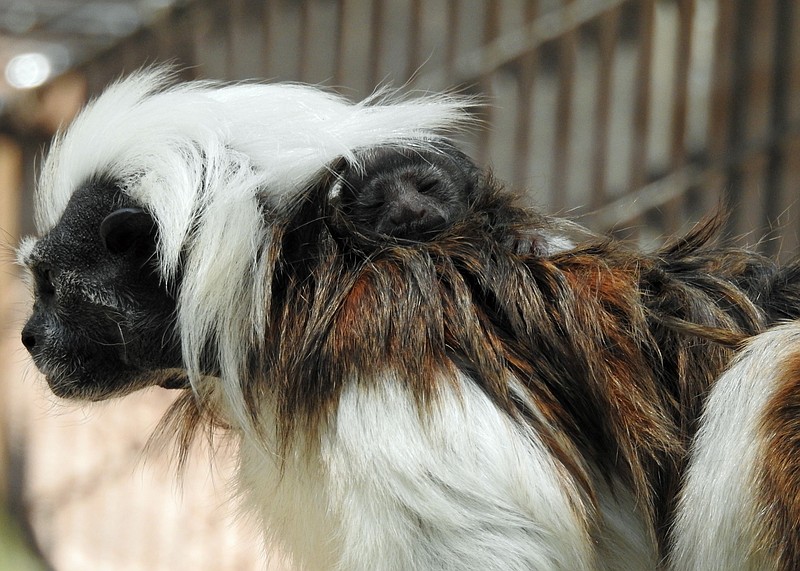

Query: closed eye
[417,178,439,194]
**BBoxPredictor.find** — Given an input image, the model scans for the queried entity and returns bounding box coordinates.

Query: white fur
[16,235,38,266]
[670,322,800,571]
[239,372,654,570]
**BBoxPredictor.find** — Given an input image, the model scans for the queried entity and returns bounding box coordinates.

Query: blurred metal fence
[3,0,800,569]
[68,0,800,254]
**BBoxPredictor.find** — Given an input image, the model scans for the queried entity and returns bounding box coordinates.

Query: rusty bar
[734,0,777,243]
[589,3,621,209]
[628,0,654,192]
[444,0,461,84]
[741,0,776,141]
[776,133,800,259]
[781,0,800,257]
[406,0,422,80]
[298,0,311,81]
[421,0,628,88]
[624,0,654,241]
[701,0,738,218]
[230,0,268,79]
[212,1,231,79]
[707,1,738,158]
[512,1,539,188]
[477,0,500,166]
[228,0,244,78]
[551,0,577,212]
[669,0,695,165]
[783,0,800,125]
[334,0,346,85]
[663,0,696,232]
[261,0,274,77]
[333,0,374,96]
[368,0,384,86]
[150,4,193,73]
[765,0,799,257]
[299,1,342,85]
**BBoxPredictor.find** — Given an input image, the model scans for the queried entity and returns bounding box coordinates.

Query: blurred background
[0,0,798,569]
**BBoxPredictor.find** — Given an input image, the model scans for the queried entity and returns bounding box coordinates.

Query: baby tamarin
[328,142,584,255]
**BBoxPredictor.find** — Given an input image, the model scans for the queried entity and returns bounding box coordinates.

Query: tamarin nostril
[21,328,37,351]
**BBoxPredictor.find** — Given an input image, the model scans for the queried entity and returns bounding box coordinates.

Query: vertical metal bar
[551,0,577,213]
[663,0,696,232]
[628,0,655,192]
[298,0,311,81]
[624,0,655,240]
[734,0,776,243]
[262,0,274,77]
[334,0,346,85]
[444,0,461,84]
[590,4,621,210]
[782,0,800,125]
[512,1,539,189]
[406,0,422,81]
[703,0,738,218]
[151,5,190,73]
[767,0,799,258]
[228,0,267,79]
[670,0,695,165]
[476,0,500,166]
[334,0,374,95]
[192,1,229,79]
[228,0,243,78]
[367,0,384,86]
[301,1,343,85]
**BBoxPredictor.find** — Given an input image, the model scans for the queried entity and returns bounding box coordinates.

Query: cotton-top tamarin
[19,69,800,571]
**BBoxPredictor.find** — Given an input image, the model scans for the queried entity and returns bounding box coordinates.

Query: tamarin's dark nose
[21,323,38,352]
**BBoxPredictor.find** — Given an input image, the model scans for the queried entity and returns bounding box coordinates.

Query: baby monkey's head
[329,143,480,242]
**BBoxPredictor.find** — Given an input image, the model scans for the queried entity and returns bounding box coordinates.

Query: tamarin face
[330,143,480,242]
[19,180,185,401]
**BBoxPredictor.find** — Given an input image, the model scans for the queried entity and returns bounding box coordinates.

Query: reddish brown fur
[756,351,800,570]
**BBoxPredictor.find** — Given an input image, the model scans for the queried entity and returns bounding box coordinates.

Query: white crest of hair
[236,370,654,570]
[670,322,800,571]
[35,67,475,432]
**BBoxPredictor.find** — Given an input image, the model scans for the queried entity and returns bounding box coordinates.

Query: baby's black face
[333,144,480,241]
[20,181,186,401]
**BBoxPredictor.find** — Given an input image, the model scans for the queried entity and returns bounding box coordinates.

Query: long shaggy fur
[28,69,800,570]
[35,68,474,434]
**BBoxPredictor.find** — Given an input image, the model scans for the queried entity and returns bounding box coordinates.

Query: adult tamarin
[19,69,800,570]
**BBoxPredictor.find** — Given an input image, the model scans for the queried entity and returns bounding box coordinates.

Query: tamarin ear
[99,207,157,256]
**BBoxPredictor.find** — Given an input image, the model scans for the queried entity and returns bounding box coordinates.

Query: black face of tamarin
[20,180,184,400]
